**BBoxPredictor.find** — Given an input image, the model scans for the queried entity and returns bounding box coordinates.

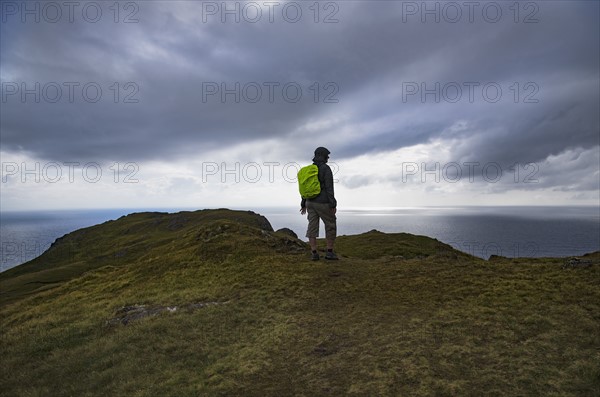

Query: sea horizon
[1,205,599,272]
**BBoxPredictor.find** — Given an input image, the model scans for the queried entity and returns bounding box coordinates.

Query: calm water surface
[1,206,598,272]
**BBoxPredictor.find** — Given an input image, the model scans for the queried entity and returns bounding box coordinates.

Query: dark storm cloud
[1,0,598,192]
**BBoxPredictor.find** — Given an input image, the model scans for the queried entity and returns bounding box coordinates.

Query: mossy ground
[1,210,598,396]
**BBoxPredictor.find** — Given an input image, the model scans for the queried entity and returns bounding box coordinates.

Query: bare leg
[326,238,335,250]
[309,237,317,251]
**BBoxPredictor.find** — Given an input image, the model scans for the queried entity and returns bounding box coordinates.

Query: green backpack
[298,164,321,199]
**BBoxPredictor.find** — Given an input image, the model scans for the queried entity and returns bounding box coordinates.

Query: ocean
[1,206,599,272]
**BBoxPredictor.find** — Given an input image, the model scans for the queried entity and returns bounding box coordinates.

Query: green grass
[1,209,598,396]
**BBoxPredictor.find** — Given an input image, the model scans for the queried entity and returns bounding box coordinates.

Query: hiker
[299,147,338,260]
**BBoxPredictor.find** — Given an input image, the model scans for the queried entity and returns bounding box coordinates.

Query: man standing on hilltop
[300,147,338,261]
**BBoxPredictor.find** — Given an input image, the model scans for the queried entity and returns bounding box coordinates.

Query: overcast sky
[1,0,598,211]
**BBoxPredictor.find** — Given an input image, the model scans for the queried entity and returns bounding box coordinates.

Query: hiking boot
[311,251,320,261]
[325,251,339,260]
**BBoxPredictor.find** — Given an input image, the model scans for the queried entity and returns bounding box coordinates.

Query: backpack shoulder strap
[315,163,327,186]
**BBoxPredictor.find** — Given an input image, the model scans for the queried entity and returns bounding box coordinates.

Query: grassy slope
[0,209,598,396]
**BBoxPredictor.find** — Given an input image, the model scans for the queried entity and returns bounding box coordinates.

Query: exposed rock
[248,211,274,232]
[197,223,234,242]
[562,257,593,269]
[106,301,228,326]
[275,228,298,239]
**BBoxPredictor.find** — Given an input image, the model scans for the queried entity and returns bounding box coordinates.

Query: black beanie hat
[314,147,330,157]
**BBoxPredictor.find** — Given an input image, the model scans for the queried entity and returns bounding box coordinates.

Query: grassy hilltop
[0,209,598,396]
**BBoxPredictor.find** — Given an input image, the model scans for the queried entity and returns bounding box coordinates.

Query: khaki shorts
[306,201,337,240]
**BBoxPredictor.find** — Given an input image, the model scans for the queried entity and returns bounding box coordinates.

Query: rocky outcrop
[106,301,229,326]
[562,257,594,269]
[275,228,298,239]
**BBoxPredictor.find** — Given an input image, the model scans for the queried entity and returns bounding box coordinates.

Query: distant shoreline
[2,206,599,273]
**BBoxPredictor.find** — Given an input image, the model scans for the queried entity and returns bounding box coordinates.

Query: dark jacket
[301,159,337,209]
